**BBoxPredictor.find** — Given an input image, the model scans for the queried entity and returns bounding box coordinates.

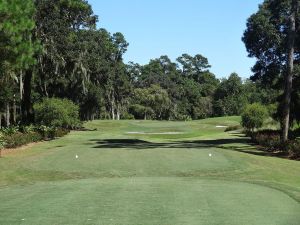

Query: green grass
[0,116,299,225]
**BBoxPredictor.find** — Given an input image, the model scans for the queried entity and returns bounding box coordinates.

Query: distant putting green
[0,117,299,225]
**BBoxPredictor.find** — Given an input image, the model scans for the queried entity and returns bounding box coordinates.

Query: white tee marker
[209,153,212,157]
[75,154,79,159]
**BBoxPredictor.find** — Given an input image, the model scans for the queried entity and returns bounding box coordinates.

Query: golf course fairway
[0,117,299,225]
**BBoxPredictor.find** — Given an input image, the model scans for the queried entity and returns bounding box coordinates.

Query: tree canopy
[243,0,300,141]
[0,0,280,126]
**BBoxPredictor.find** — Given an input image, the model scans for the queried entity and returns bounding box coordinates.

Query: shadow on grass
[90,136,251,150]
[219,144,280,157]
[89,135,287,158]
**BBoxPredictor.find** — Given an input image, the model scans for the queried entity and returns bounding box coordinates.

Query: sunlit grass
[0,117,299,225]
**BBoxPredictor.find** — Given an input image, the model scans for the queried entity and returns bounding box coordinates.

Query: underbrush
[0,126,70,149]
[4,132,43,148]
[286,140,300,160]
[249,129,300,160]
[225,125,241,132]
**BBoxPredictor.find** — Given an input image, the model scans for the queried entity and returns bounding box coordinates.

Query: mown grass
[0,116,299,225]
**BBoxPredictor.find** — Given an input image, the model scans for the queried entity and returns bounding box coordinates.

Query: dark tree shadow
[88,133,291,159]
[90,136,252,150]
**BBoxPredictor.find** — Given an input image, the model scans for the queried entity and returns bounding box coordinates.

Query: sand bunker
[215,125,228,128]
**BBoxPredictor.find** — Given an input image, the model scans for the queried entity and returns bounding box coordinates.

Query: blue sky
[88,0,263,78]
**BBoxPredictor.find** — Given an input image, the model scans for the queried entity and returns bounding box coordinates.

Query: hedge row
[2,128,70,149]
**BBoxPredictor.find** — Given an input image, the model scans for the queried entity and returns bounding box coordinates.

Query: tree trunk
[116,110,120,120]
[281,0,298,143]
[109,90,116,120]
[5,102,10,127]
[116,104,120,120]
[13,94,17,124]
[111,103,115,120]
[21,69,34,123]
[19,71,23,100]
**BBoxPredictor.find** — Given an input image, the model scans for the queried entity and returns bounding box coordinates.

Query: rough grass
[0,116,299,225]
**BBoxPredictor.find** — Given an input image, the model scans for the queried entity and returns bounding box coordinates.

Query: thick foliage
[0,132,4,149]
[130,85,171,120]
[243,0,300,140]
[2,126,70,149]
[4,132,42,148]
[241,103,268,131]
[34,98,80,128]
[224,125,241,132]
[286,140,300,160]
[251,130,282,151]
[249,129,300,160]
[0,0,280,124]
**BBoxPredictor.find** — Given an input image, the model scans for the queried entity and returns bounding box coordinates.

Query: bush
[35,125,56,139]
[175,114,192,121]
[0,132,4,157]
[0,126,19,135]
[286,140,300,160]
[241,103,268,132]
[249,130,300,160]
[34,98,81,129]
[129,104,154,120]
[19,125,36,133]
[0,124,70,150]
[4,132,43,149]
[192,97,213,119]
[225,125,241,132]
[121,112,135,120]
[0,132,5,149]
[54,128,70,137]
[251,130,281,151]
[2,126,70,149]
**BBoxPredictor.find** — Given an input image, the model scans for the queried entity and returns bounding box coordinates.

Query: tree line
[0,0,299,143]
[243,0,300,142]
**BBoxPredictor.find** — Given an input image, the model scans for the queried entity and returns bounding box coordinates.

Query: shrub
[121,112,135,120]
[0,132,5,157]
[2,126,70,149]
[129,104,154,120]
[225,125,241,132]
[0,124,70,150]
[174,114,192,121]
[4,132,43,149]
[34,98,81,129]
[251,130,281,151]
[35,125,56,140]
[0,132,4,148]
[267,103,278,116]
[19,125,36,133]
[192,97,213,119]
[286,140,300,160]
[250,130,300,160]
[0,126,19,135]
[292,127,300,138]
[54,128,70,137]
[241,103,268,132]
